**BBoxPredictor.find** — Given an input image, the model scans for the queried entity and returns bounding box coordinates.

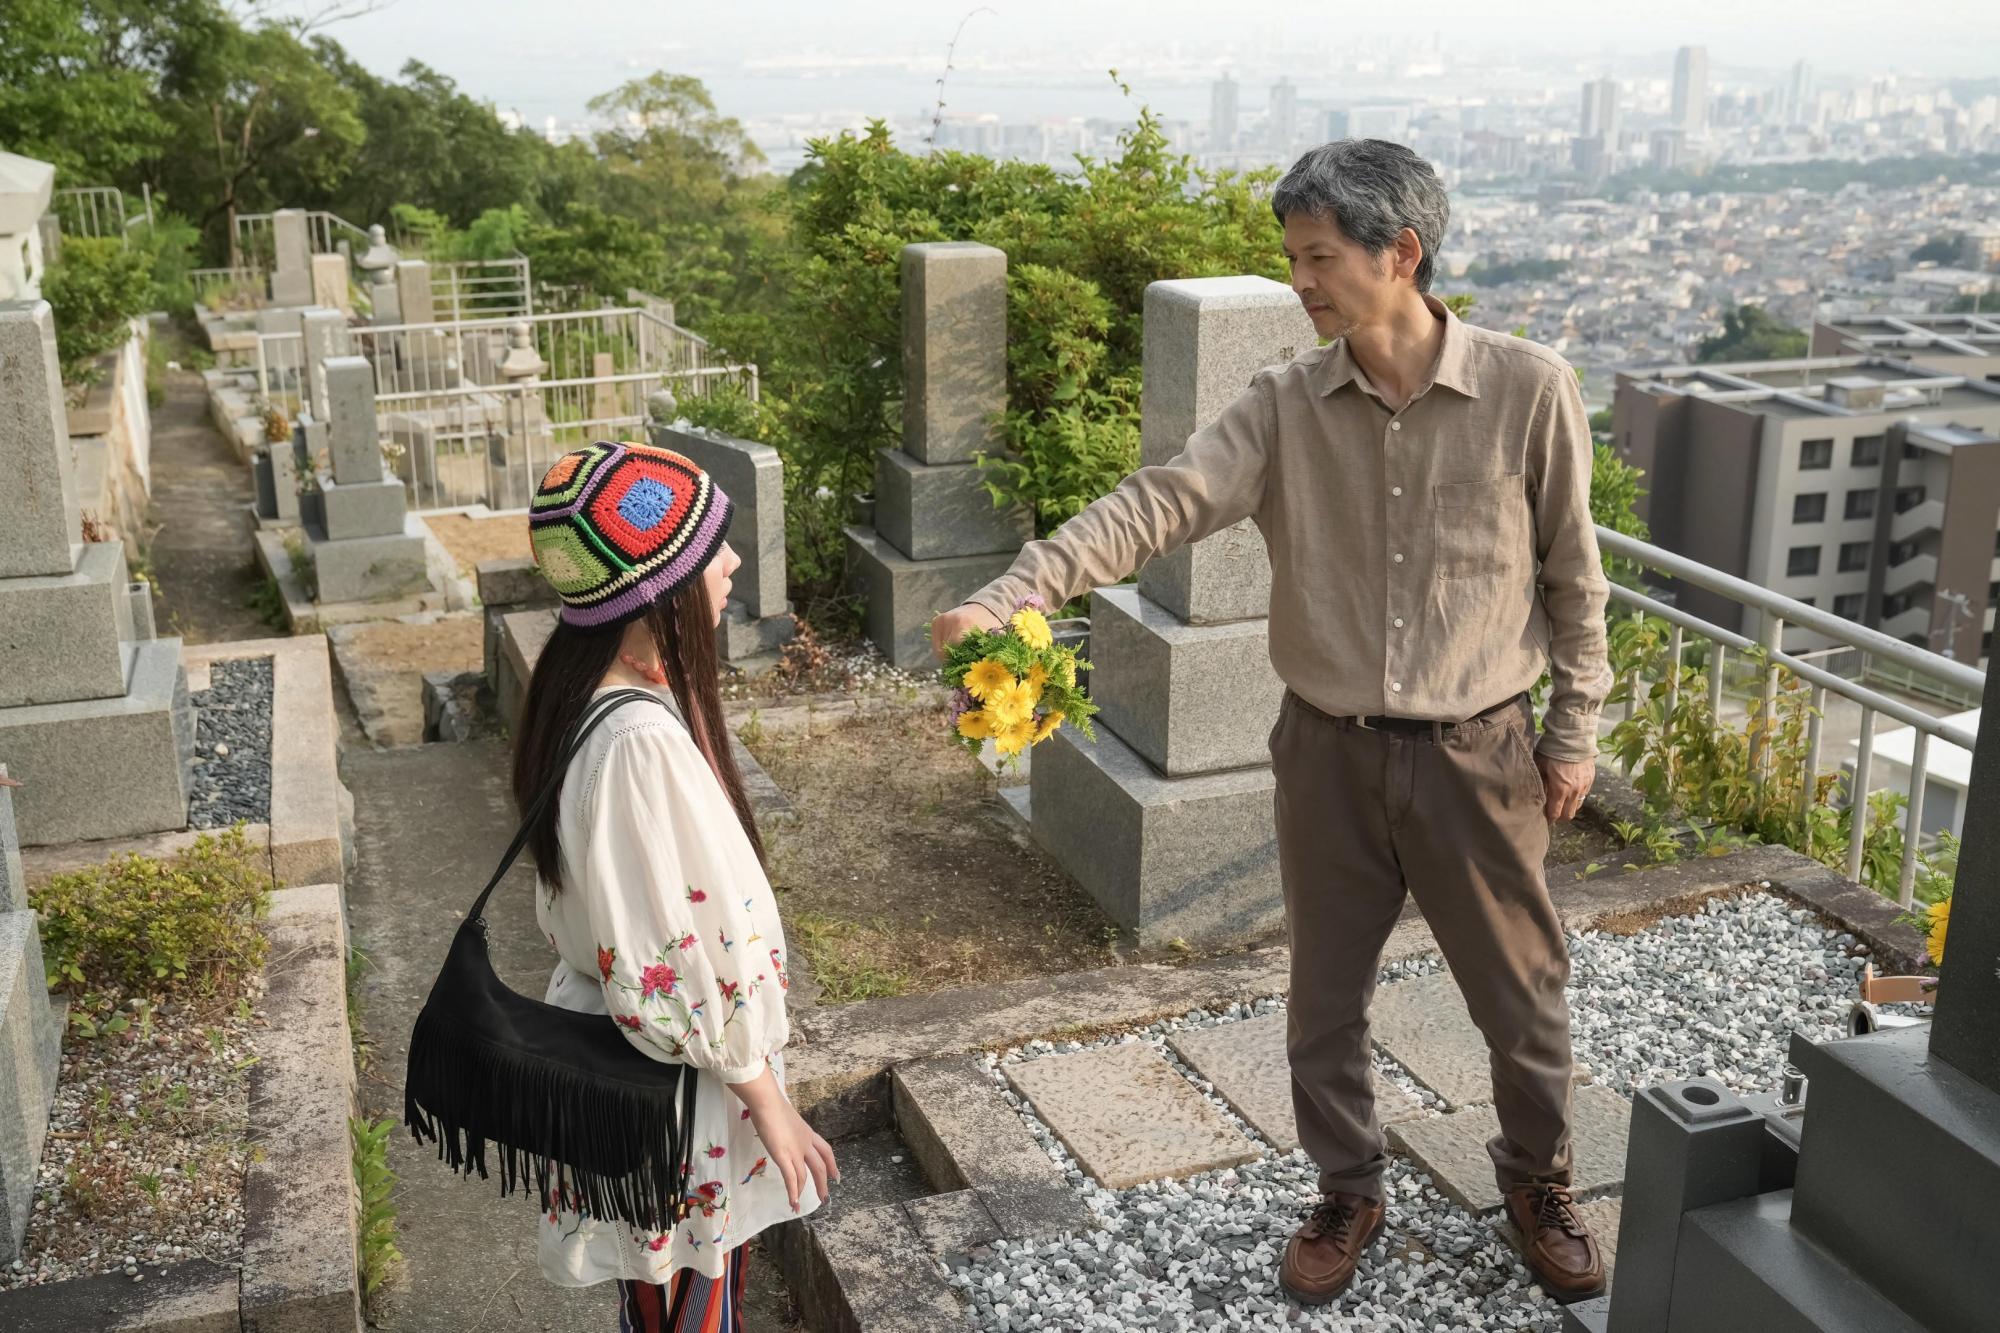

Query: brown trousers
[1269,688,1575,1201]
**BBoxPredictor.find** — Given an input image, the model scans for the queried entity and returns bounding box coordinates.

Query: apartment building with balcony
[1812,313,2000,380]
[1612,357,2000,665]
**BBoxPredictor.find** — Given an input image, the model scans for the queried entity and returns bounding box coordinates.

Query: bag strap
[468,687,665,924]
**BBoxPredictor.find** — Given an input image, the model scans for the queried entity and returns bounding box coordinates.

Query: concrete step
[1788,1026,2000,1331]
[1663,1190,1925,1333]
[1389,1082,1633,1215]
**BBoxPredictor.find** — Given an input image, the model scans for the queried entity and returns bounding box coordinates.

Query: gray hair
[1271,140,1450,294]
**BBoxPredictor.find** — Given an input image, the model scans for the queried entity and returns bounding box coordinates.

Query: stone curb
[0,1256,241,1332]
[239,883,361,1333]
[182,637,348,891]
[787,947,1293,1140]
[764,1199,968,1333]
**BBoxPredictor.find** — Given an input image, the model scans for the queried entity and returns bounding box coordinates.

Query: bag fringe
[404,1004,700,1234]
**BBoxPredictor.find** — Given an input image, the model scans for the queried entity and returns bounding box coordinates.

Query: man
[929,138,1613,1303]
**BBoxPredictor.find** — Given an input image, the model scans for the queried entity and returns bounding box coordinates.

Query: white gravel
[946,888,1908,1332]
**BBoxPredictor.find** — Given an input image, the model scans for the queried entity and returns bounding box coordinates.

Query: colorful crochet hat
[527,440,734,630]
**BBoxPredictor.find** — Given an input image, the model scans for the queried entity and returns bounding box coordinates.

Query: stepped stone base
[845,525,1018,671]
[0,637,195,845]
[0,911,62,1262]
[1087,584,1282,776]
[874,448,1032,561]
[1028,721,1281,947]
[308,517,430,604]
[0,541,135,709]
[317,475,408,541]
[718,598,795,673]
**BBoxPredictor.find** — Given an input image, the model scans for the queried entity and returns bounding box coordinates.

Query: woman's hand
[731,1069,839,1212]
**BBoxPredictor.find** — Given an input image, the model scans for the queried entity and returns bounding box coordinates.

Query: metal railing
[1598,529,1982,907]
[190,266,264,310]
[352,307,716,398]
[252,331,309,419]
[234,210,372,270]
[375,364,759,511]
[433,257,533,322]
[49,186,147,243]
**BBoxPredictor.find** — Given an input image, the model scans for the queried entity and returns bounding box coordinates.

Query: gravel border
[189,656,273,830]
[944,888,1923,1332]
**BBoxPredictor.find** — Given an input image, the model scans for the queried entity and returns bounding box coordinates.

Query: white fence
[1599,528,1982,907]
[48,186,147,244]
[233,210,373,270]
[433,257,533,322]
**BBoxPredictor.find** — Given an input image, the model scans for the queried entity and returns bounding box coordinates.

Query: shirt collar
[1317,292,1481,401]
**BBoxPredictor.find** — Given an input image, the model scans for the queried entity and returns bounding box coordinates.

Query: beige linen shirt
[968,294,1613,762]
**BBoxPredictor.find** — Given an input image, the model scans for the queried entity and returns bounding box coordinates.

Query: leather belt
[1315,691,1526,736]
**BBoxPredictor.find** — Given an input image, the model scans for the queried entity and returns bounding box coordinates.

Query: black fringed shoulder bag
[404,687,700,1233]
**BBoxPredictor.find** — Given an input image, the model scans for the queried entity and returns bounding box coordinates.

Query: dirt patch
[1589,882,1760,936]
[327,615,484,746]
[423,512,531,574]
[747,704,1120,1000]
[1548,818,1630,871]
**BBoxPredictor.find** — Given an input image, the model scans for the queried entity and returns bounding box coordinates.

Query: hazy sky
[262,0,2000,124]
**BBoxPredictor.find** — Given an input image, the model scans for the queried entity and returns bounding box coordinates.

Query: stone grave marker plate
[1003,1041,1258,1189]
[1169,1012,1425,1153]
[1388,1082,1632,1214]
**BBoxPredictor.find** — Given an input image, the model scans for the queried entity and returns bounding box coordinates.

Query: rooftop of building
[1816,313,2000,355]
[1622,354,2000,424]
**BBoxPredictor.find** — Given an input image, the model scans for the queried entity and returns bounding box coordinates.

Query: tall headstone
[303,355,429,603]
[1023,276,1312,947]
[394,259,436,327]
[649,392,795,674]
[299,307,350,420]
[269,208,314,307]
[310,252,352,315]
[847,242,1031,667]
[0,301,196,846]
[0,767,62,1264]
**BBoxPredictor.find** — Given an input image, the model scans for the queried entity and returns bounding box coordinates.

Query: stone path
[1169,1013,1424,1153]
[143,368,270,644]
[1005,1042,1259,1189]
[1388,1083,1632,1214]
[343,739,802,1331]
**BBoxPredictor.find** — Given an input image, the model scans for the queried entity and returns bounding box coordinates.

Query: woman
[511,440,837,1331]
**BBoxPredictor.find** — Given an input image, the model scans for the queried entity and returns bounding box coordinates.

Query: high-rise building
[1786,60,1816,127]
[1211,73,1239,152]
[1326,106,1411,144]
[1269,78,1299,154]
[1672,45,1709,132]
[1580,78,1621,143]
[1649,128,1685,172]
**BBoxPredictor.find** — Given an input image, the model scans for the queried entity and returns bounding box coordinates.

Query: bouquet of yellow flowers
[937,596,1098,769]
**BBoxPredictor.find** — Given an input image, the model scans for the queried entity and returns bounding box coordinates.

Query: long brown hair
[512,576,766,894]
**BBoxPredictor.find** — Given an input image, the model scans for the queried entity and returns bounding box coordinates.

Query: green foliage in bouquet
[937,605,1098,769]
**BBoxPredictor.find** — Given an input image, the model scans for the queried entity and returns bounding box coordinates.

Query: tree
[1696,305,1807,363]
[0,0,193,183]
[1911,233,1966,265]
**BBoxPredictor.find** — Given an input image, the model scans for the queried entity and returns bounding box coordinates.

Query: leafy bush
[31,825,272,996]
[41,235,156,384]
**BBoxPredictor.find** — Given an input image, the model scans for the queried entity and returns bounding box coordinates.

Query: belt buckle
[1353,714,1376,731]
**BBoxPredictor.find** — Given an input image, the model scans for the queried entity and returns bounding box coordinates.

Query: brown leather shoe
[1504,1184,1605,1301]
[1278,1192,1385,1305]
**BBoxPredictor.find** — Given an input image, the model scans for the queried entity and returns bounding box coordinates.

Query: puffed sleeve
[579,720,788,1084]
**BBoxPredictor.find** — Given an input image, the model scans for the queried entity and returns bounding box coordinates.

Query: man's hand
[930,602,1004,662]
[1536,752,1595,824]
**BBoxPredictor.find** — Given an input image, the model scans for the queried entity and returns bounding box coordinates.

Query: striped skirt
[614,1246,750,1333]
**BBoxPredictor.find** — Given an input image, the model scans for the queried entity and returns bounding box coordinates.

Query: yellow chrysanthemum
[986,680,1036,727]
[1010,608,1053,651]
[994,716,1037,756]
[1927,897,1950,966]
[1033,711,1063,742]
[964,657,1013,702]
[1027,661,1049,694]
[956,709,995,740]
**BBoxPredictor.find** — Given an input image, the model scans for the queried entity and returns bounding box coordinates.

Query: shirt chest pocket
[1432,473,1532,580]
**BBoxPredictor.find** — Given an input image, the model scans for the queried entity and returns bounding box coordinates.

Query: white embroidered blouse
[532,684,821,1285]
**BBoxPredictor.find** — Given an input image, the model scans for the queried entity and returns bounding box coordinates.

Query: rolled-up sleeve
[969,374,1276,619]
[1530,366,1613,762]
[580,725,786,1084]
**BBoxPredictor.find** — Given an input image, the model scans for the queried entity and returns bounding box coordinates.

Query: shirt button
[1390,421,1402,431]
[1391,486,1403,497]
[1391,681,1403,692]
[1393,553,1404,563]
[1394,617,1405,628]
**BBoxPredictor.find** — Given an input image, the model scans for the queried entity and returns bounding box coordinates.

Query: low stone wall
[68,319,154,552]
